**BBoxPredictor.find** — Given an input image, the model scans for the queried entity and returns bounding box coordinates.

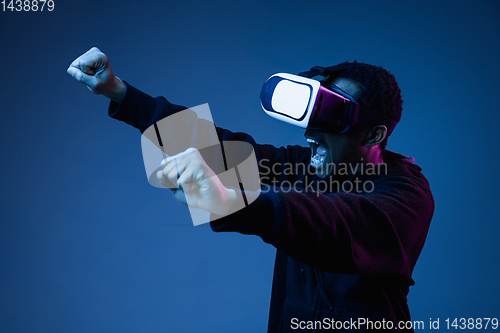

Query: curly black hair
[331,61,403,150]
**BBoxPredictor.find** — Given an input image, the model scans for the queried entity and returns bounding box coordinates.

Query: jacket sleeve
[211,170,434,276]
[108,82,311,184]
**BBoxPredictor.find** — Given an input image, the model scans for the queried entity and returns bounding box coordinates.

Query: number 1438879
[1,0,54,11]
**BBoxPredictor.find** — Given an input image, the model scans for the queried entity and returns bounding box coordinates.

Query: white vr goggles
[260,66,398,135]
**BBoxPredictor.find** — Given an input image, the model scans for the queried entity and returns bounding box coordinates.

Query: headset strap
[298,66,327,78]
[317,72,399,136]
[298,64,351,78]
[356,105,398,136]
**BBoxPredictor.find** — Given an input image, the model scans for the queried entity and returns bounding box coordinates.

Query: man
[68,47,434,332]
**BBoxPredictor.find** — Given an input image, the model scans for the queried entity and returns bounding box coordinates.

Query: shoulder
[368,150,435,215]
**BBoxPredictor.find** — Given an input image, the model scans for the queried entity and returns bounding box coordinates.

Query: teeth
[311,153,325,166]
[307,137,327,168]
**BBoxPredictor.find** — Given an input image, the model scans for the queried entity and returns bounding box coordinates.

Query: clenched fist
[67,47,126,103]
[157,148,238,216]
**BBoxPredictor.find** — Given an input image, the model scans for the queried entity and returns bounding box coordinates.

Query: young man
[68,47,434,332]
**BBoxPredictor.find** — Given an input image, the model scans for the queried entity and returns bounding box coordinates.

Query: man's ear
[364,125,387,148]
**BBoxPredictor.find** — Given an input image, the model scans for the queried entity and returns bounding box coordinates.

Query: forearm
[108,82,311,182]
[103,77,127,104]
[108,81,187,133]
[211,179,433,275]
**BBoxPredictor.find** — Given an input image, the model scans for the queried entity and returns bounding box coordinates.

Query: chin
[313,163,332,179]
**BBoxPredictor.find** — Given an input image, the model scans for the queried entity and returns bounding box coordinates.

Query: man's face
[304,77,365,178]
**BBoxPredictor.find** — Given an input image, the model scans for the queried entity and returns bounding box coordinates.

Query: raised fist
[67,47,126,103]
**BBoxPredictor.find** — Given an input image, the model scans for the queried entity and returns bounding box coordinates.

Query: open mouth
[306,137,328,168]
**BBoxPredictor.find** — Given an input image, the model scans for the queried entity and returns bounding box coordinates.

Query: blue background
[1,0,499,331]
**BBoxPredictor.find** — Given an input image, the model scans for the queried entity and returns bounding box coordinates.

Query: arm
[211,167,434,276]
[67,47,310,179]
[107,81,312,181]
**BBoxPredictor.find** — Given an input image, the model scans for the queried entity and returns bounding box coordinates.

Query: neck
[356,146,384,166]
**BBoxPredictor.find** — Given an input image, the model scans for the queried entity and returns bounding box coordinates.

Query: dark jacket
[109,83,434,332]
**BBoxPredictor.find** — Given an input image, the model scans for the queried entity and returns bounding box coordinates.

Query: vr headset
[260,65,398,135]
